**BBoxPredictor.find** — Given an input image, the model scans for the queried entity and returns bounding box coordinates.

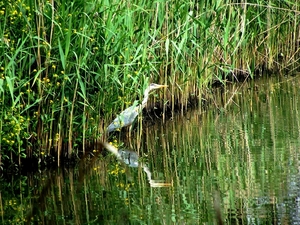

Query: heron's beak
[156,84,168,89]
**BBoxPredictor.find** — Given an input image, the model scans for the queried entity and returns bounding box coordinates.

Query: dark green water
[1,75,300,224]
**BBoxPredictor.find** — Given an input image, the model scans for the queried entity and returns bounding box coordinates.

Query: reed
[0,0,299,167]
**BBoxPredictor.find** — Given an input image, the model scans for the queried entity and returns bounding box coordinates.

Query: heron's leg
[128,125,133,147]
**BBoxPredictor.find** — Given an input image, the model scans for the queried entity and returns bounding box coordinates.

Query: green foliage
[0,0,299,167]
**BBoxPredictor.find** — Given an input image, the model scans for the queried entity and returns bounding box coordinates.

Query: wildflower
[125,198,129,205]
[55,133,59,141]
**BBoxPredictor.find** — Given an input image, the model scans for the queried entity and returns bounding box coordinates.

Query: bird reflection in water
[102,142,172,187]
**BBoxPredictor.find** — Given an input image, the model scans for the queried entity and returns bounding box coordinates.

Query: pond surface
[1,75,300,224]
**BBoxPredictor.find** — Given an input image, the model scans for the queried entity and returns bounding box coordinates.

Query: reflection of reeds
[142,76,300,223]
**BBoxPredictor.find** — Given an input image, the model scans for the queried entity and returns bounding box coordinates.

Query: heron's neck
[141,94,149,108]
[141,88,150,108]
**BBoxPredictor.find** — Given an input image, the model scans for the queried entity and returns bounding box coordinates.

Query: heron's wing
[106,103,140,132]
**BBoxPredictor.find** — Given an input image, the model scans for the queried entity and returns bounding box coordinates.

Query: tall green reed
[0,0,299,168]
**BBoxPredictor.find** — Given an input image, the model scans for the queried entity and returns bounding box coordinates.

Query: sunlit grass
[0,0,299,167]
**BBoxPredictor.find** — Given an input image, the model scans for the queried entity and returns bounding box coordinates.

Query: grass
[0,0,299,168]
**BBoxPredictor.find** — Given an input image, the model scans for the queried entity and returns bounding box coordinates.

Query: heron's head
[147,83,168,92]
[142,83,168,106]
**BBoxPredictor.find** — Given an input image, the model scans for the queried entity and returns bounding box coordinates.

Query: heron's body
[106,83,168,133]
[106,101,140,133]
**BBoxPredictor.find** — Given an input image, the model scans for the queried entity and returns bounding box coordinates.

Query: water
[1,75,300,224]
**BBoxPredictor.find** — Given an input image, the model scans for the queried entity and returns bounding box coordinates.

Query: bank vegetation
[0,0,299,169]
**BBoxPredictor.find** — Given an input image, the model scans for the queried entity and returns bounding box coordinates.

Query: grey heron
[106,83,168,133]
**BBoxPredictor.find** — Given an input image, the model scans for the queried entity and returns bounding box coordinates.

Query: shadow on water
[2,75,300,224]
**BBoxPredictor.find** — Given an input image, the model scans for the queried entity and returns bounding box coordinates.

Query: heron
[106,83,168,133]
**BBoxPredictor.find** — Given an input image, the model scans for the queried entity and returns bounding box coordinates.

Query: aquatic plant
[0,0,299,168]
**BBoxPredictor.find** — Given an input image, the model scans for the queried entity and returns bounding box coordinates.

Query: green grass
[0,0,299,168]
